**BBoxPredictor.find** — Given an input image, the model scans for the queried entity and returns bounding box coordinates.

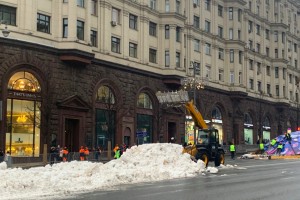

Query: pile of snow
[0,162,7,170]
[0,143,218,200]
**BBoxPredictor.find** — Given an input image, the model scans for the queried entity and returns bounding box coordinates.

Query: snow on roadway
[0,143,233,200]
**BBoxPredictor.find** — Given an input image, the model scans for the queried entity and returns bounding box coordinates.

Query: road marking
[280,177,295,180]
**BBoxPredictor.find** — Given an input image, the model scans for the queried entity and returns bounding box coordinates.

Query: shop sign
[9,91,41,99]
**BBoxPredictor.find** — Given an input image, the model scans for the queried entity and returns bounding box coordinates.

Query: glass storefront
[95,109,116,149]
[6,99,41,156]
[136,114,152,144]
[244,128,253,144]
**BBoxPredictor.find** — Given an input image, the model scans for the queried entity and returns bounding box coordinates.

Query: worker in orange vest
[79,146,85,161]
[62,147,69,162]
[84,147,90,161]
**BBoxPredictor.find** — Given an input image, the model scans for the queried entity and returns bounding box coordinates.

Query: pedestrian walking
[277,143,283,155]
[62,147,68,162]
[79,146,85,161]
[229,142,236,160]
[50,146,56,165]
[95,146,101,161]
[84,147,90,161]
[259,142,265,154]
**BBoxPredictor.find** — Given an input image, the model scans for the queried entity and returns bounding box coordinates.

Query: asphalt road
[67,157,300,200]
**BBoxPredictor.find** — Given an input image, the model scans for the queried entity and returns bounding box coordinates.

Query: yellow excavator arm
[185,100,208,129]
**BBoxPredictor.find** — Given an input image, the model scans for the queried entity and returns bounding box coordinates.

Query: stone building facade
[0,0,299,157]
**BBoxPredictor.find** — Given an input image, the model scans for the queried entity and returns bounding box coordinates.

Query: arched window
[244,113,253,124]
[137,92,153,109]
[96,85,115,104]
[212,107,222,120]
[263,117,270,127]
[6,71,41,157]
[8,71,41,92]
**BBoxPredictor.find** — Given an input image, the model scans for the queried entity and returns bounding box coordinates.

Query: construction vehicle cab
[183,100,225,167]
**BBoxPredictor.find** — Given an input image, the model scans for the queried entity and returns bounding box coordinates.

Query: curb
[268,155,300,160]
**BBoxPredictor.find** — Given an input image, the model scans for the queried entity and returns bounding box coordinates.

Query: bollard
[6,155,12,168]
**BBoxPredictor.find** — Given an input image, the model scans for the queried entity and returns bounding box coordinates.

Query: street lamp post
[181,61,206,144]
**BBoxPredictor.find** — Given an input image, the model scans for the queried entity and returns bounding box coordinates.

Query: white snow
[0,143,232,200]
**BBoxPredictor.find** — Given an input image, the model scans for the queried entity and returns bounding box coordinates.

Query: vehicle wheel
[196,152,209,167]
[215,153,225,167]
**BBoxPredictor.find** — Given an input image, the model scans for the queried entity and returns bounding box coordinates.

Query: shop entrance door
[64,118,79,152]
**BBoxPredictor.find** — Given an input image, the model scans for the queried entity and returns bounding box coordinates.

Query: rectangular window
[0,5,17,26]
[129,42,137,58]
[150,0,156,10]
[205,43,211,55]
[218,5,223,17]
[90,30,97,47]
[77,20,84,40]
[205,65,211,78]
[129,14,138,30]
[229,29,233,40]
[274,31,278,42]
[266,47,269,57]
[295,60,298,69]
[149,48,157,63]
[239,72,242,84]
[205,0,211,11]
[165,25,170,39]
[176,0,180,13]
[149,22,157,36]
[218,26,223,38]
[248,21,252,33]
[165,0,170,12]
[194,16,200,29]
[205,20,210,33]
[176,27,181,42]
[283,68,286,80]
[239,51,242,64]
[230,49,234,63]
[256,24,260,35]
[229,7,233,20]
[194,39,200,52]
[111,37,120,53]
[91,0,97,15]
[266,29,270,40]
[275,49,278,58]
[219,69,224,81]
[282,32,285,43]
[275,67,279,78]
[238,30,241,40]
[63,18,68,38]
[257,81,261,92]
[267,84,271,95]
[294,44,297,52]
[256,43,260,53]
[289,74,292,83]
[77,0,84,7]
[276,85,279,96]
[165,51,170,67]
[112,8,120,24]
[230,71,234,84]
[249,79,254,89]
[266,66,270,76]
[218,48,224,60]
[249,59,253,70]
[238,9,242,22]
[176,52,180,68]
[257,62,261,74]
[37,13,50,33]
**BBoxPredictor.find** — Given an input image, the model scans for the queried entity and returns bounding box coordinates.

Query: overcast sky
[0,143,233,200]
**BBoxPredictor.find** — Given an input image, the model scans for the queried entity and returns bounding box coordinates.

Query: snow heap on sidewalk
[0,143,217,200]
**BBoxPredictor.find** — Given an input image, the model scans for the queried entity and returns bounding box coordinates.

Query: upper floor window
[176,0,180,13]
[229,7,233,20]
[218,26,223,38]
[129,14,138,30]
[176,27,181,42]
[96,86,115,104]
[149,22,157,37]
[165,25,170,39]
[90,30,97,47]
[275,67,279,78]
[229,49,234,63]
[266,66,270,76]
[256,24,260,35]
[112,8,120,24]
[91,0,97,15]
[149,0,156,10]
[248,21,253,33]
[218,48,224,60]
[205,20,210,33]
[77,20,84,40]
[205,43,211,55]
[37,13,50,34]
[137,93,153,109]
[0,5,16,25]
[149,48,157,63]
[194,39,200,52]
[165,0,170,12]
[176,52,180,68]
[63,18,68,38]
[238,9,242,21]
[193,16,200,29]
[111,37,121,53]
[165,51,170,67]
[274,31,278,42]
[204,0,211,11]
[77,0,84,7]
[129,42,137,58]
[229,29,233,40]
[218,5,223,17]
[265,29,270,40]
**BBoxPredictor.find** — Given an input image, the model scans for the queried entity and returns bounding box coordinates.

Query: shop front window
[244,113,253,144]
[136,114,152,144]
[6,71,41,157]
